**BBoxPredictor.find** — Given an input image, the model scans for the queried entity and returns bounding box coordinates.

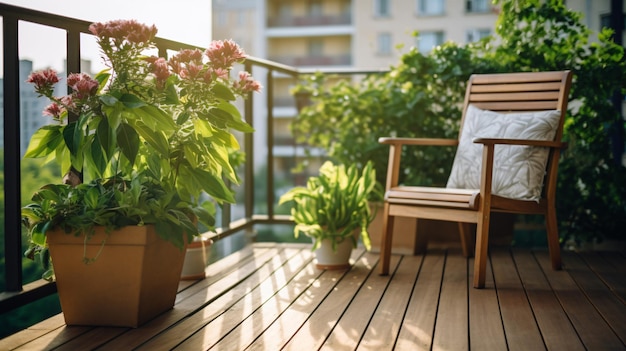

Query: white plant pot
[180,237,213,280]
[315,237,354,270]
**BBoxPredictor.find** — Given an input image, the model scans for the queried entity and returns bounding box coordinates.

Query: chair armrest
[473,138,567,149]
[379,137,458,147]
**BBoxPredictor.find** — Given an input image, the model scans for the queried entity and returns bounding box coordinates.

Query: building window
[237,11,246,26]
[466,0,489,13]
[308,39,324,57]
[600,13,626,31]
[418,31,444,52]
[374,0,390,17]
[216,11,227,27]
[377,33,392,55]
[310,0,323,16]
[466,28,491,43]
[418,0,444,16]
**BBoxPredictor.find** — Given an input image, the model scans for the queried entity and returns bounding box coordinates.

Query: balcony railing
[267,14,351,27]
[0,3,384,316]
[269,54,352,67]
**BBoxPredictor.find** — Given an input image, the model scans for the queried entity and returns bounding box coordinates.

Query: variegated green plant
[278,161,377,251]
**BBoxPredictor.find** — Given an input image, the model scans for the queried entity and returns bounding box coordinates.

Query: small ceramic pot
[180,236,213,280]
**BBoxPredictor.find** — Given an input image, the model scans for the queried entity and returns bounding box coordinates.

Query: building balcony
[267,13,351,27]
[1,4,626,350]
[269,54,352,67]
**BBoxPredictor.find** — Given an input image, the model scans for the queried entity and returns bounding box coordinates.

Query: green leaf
[63,121,81,157]
[94,71,111,91]
[211,82,236,101]
[96,117,115,160]
[133,105,177,132]
[187,168,235,203]
[164,80,179,105]
[87,138,107,177]
[99,94,118,107]
[133,121,170,156]
[119,93,146,108]
[23,126,64,158]
[116,123,140,165]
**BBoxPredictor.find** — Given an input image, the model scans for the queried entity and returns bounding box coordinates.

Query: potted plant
[278,161,377,269]
[20,19,260,327]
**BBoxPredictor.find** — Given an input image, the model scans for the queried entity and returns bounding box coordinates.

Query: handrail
[0,2,387,314]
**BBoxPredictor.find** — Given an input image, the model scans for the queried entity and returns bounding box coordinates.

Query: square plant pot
[47,225,187,327]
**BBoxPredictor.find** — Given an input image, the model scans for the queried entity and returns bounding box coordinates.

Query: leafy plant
[292,0,626,244]
[291,41,498,193]
[21,19,261,269]
[490,0,626,244]
[278,161,378,251]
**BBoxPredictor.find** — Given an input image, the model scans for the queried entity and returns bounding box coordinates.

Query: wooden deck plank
[245,251,364,351]
[48,245,270,351]
[432,248,469,351]
[95,245,280,350]
[2,244,626,351]
[535,251,624,350]
[535,252,619,350]
[355,254,423,351]
[395,249,445,351]
[579,251,626,303]
[491,249,546,351]
[282,253,399,351]
[319,254,401,351]
[135,247,303,350]
[180,247,316,350]
[513,249,585,351]
[468,254,508,350]
[559,251,626,347]
[0,314,67,351]
[11,325,93,351]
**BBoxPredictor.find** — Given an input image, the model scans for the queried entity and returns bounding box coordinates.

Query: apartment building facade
[212,0,624,181]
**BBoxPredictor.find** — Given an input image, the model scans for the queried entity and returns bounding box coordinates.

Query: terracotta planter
[46,225,187,327]
[180,237,213,280]
[314,237,354,270]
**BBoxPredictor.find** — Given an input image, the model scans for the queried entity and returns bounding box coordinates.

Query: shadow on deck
[1,242,625,350]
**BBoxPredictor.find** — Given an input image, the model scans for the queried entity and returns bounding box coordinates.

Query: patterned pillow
[446,104,561,201]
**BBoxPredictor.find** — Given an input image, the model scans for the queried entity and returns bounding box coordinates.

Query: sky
[1,0,213,74]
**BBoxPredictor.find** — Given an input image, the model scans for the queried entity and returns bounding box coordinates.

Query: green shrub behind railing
[292,0,626,245]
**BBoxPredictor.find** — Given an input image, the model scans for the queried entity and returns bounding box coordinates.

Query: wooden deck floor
[1,242,625,350]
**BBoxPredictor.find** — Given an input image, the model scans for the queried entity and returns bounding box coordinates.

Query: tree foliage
[292,0,626,243]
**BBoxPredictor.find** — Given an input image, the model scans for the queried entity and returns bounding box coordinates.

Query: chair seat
[386,186,480,210]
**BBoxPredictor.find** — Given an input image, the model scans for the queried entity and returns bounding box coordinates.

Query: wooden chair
[378,71,573,288]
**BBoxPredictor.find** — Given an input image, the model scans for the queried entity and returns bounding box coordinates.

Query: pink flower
[205,39,246,70]
[150,57,170,89]
[174,49,204,64]
[89,19,157,45]
[26,69,60,94]
[67,73,99,99]
[169,60,184,75]
[61,95,77,111]
[213,68,229,80]
[43,102,64,119]
[233,71,262,94]
[187,63,203,79]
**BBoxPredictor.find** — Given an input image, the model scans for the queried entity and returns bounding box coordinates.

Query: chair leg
[379,203,394,275]
[473,215,491,289]
[458,222,474,258]
[545,207,562,270]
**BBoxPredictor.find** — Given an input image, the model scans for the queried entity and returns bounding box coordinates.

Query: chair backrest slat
[460,70,572,141]
[470,101,562,112]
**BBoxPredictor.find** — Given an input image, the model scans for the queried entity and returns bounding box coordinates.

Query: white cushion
[446,104,561,201]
